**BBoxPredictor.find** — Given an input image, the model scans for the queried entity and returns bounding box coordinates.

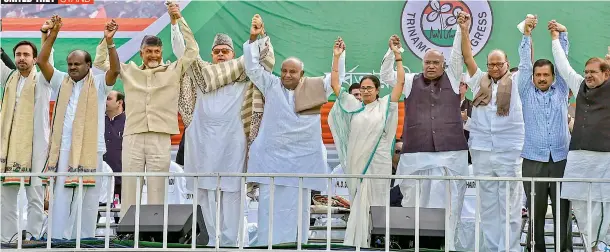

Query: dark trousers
[522,156,572,252]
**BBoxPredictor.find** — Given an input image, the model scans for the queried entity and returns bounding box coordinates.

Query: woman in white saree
[328,37,405,247]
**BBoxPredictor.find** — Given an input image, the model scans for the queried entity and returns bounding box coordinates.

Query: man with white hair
[380,35,468,252]
[93,3,200,218]
[170,14,275,246]
[243,22,345,245]
[457,12,525,251]
[552,21,610,251]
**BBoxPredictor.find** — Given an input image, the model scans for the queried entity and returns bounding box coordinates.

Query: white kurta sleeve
[551,38,584,97]
[243,39,280,96]
[466,68,486,97]
[402,73,416,99]
[446,28,464,94]
[0,56,12,87]
[380,49,398,86]
[170,23,186,59]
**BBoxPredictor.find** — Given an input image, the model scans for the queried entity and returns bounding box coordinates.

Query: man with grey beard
[93,3,200,218]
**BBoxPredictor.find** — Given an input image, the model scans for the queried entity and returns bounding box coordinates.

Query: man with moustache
[552,21,610,251]
[104,90,125,201]
[457,12,525,251]
[380,35,468,252]
[518,17,573,252]
[37,16,120,239]
[170,13,275,246]
[0,19,55,242]
[94,2,200,218]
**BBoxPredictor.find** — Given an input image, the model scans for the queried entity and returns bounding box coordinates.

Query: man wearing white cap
[171,14,275,246]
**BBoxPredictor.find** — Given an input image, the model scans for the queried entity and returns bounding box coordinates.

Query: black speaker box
[369,206,446,249]
[117,204,208,245]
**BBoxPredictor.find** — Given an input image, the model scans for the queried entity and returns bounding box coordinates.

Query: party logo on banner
[401,0,493,60]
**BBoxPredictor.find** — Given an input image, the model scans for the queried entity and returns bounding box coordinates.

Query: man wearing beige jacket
[94,3,200,217]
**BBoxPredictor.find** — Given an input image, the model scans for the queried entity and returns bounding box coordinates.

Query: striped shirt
[518,33,571,162]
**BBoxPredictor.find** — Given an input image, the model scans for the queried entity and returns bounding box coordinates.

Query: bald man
[457,12,524,251]
[380,39,468,251]
[243,27,345,245]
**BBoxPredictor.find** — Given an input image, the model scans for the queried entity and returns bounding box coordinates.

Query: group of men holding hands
[1,2,610,251]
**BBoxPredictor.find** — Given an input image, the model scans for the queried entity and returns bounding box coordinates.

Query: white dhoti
[562,150,610,250]
[49,151,102,239]
[470,149,523,252]
[254,184,310,246]
[396,150,468,251]
[0,181,45,242]
[198,189,241,247]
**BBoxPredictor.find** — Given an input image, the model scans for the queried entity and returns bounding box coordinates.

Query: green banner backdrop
[2,1,608,102]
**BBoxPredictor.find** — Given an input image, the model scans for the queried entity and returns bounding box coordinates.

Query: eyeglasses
[487,62,506,69]
[394,149,401,154]
[212,48,232,55]
[359,86,376,92]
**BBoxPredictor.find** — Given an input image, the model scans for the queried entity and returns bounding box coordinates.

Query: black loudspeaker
[369,206,445,249]
[117,204,208,245]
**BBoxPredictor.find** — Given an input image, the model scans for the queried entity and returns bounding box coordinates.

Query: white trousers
[572,200,610,251]
[471,150,523,252]
[400,167,466,251]
[255,184,310,246]
[198,189,241,247]
[49,151,102,239]
[0,182,45,242]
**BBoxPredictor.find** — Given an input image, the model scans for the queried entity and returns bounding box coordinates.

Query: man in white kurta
[243,40,345,245]
[36,17,118,239]
[0,41,54,242]
[380,33,468,252]
[171,24,246,247]
[44,67,111,239]
[457,13,524,251]
[552,26,610,250]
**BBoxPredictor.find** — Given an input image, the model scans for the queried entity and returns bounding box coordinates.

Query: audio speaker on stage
[117,204,208,245]
[370,206,445,249]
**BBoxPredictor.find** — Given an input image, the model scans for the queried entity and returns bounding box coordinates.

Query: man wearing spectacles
[380,23,469,252]
[551,20,610,252]
[457,12,525,251]
[169,14,275,247]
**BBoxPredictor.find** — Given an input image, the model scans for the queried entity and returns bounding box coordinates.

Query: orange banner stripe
[2,18,156,31]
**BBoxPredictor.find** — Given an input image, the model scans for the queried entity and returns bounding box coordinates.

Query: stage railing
[0,172,607,251]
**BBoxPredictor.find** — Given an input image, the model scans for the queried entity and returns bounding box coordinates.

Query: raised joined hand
[167,2,181,20]
[104,19,118,39]
[457,11,471,31]
[41,19,53,33]
[388,34,402,54]
[49,14,63,33]
[524,14,537,35]
[333,37,345,57]
[250,14,264,37]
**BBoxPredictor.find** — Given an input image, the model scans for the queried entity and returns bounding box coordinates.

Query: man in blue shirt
[518,17,572,252]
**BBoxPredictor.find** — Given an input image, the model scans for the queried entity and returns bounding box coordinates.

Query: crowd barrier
[1,172,608,251]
